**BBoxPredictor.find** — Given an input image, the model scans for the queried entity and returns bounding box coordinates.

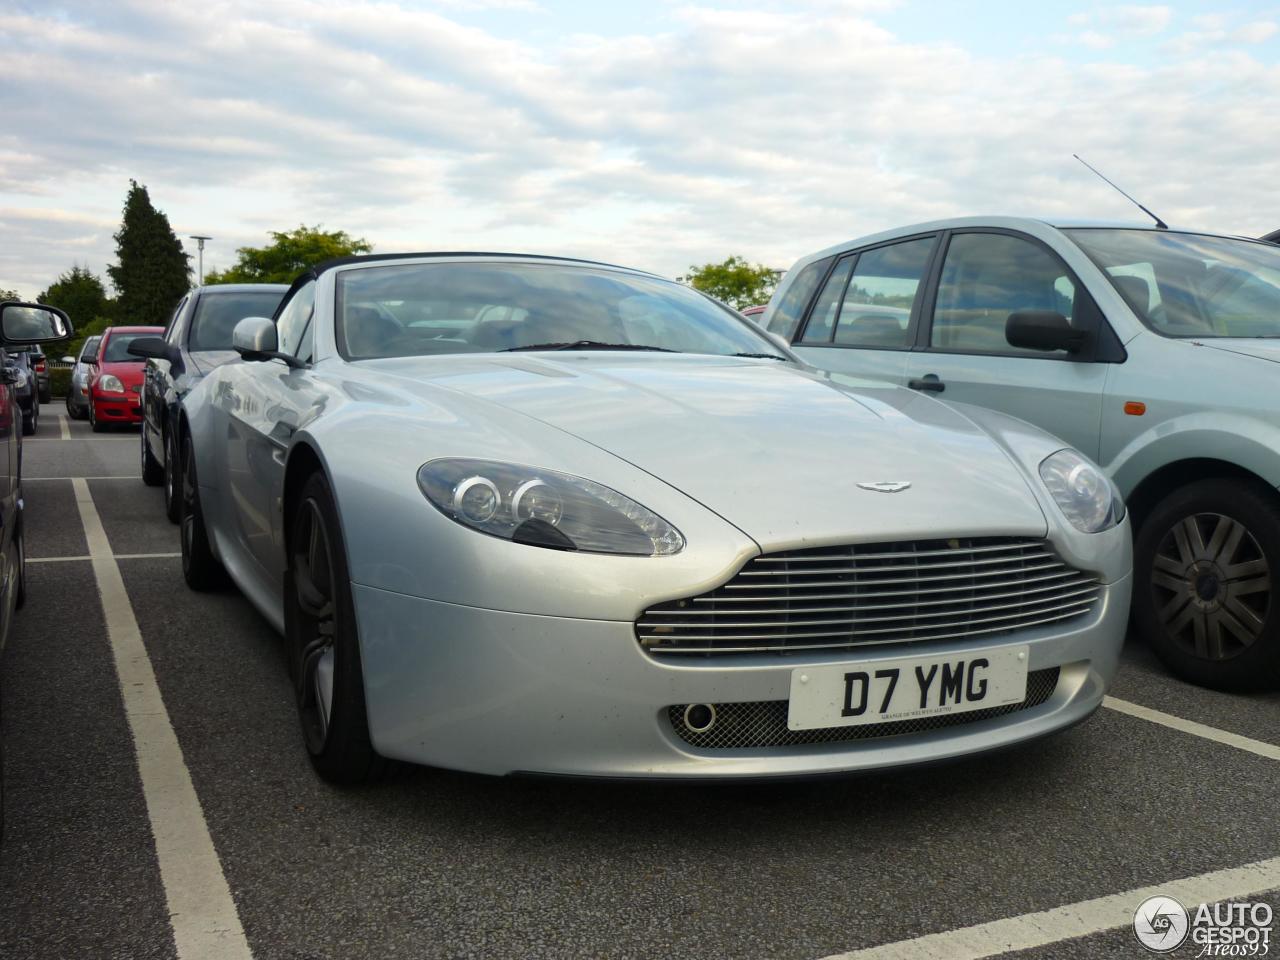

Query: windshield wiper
[501,340,676,353]
[732,352,788,360]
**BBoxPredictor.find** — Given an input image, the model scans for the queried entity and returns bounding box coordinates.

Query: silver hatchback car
[768,217,1280,690]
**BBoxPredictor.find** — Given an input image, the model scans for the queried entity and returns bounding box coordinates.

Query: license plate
[787,645,1029,730]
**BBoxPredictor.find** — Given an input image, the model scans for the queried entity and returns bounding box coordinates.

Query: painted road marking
[821,853,1280,960]
[1103,696,1280,762]
[27,475,139,480]
[72,478,252,960]
[58,414,70,440]
[29,552,181,563]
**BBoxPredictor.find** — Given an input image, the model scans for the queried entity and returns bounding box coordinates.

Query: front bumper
[353,573,1131,778]
[92,393,143,422]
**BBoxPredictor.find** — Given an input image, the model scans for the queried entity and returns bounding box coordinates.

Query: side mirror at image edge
[231,316,305,369]
[0,302,72,345]
[1005,310,1088,354]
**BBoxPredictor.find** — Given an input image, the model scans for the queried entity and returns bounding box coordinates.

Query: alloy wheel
[1152,512,1271,660]
[292,498,337,752]
[180,439,197,565]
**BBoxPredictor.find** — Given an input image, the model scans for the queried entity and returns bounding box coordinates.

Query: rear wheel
[179,432,225,591]
[21,402,36,437]
[163,429,181,524]
[286,472,386,783]
[1134,477,1280,689]
[141,425,163,486]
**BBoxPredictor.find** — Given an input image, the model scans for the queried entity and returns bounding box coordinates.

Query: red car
[89,325,164,432]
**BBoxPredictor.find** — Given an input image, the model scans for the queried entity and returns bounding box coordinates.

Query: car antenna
[1073,154,1168,230]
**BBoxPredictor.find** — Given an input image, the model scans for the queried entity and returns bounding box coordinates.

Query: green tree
[679,255,780,310]
[204,225,372,285]
[107,180,191,327]
[37,265,111,329]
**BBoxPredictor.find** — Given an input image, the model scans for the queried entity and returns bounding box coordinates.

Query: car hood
[1200,339,1280,364]
[189,349,240,376]
[369,353,1049,549]
[97,360,146,385]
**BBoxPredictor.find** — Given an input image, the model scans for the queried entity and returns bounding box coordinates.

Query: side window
[276,281,316,358]
[798,256,854,343]
[931,233,1082,356]
[164,296,188,344]
[833,237,935,348]
[766,257,832,340]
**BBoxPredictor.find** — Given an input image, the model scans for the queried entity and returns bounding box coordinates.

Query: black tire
[141,426,163,486]
[163,429,181,524]
[39,387,51,405]
[179,432,226,591]
[90,403,106,433]
[14,513,25,611]
[65,394,74,419]
[1134,477,1280,690]
[21,403,35,437]
[286,472,386,784]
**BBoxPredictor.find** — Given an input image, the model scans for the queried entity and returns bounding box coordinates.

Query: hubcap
[180,441,196,561]
[1153,513,1271,660]
[293,499,336,750]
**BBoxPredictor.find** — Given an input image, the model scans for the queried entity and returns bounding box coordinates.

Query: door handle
[908,374,946,393]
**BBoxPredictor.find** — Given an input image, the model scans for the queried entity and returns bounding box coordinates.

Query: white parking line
[29,552,181,563]
[26,475,138,480]
[821,853,1280,960]
[1103,696,1280,762]
[71,478,252,960]
[58,414,70,440]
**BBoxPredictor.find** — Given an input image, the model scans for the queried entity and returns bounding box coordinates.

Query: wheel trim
[180,439,197,570]
[1152,512,1271,661]
[293,499,337,752]
[164,435,176,506]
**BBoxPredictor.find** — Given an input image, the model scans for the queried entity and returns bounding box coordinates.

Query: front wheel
[179,433,226,591]
[90,402,106,433]
[163,429,181,524]
[1134,477,1280,690]
[141,425,163,486]
[286,472,386,783]
[21,403,35,437]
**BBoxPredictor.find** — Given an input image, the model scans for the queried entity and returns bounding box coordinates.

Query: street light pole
[189,235,212,286]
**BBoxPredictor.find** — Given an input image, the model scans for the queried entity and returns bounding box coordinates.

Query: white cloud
[1109,4,1173,36]
[1,0,1279,298]
[1234,20,1278,43]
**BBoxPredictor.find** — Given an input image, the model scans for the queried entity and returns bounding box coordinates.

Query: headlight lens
[98,374,124,394]
[417,459,685,556]
[1038,449,1124,533]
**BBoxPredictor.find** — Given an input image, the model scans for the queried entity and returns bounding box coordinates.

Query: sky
[2,0,1280,299]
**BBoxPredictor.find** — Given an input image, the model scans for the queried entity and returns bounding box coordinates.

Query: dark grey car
[133,283,288,521]
[4,350,39,436]
[64,335,101,420]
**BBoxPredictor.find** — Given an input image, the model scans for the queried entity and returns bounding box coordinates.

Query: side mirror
[0,302,72,344]
[60,355,75,364]
[1005,310,1087,354]
[232,316,279,359]
[128,336,184,374]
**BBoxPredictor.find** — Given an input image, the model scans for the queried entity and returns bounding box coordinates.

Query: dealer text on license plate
[787,645,1029,731]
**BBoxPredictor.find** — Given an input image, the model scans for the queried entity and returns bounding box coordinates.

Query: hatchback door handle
[908,374,945,393]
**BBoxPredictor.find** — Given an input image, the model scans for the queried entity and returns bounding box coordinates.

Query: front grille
[670,667,1060,749]
[638,537,1100,657]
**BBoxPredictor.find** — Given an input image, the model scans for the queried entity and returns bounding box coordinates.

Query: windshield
[1068,229,1280,339]
[190,290,287,351]
[334,261,785,361]
[102,332,152,363]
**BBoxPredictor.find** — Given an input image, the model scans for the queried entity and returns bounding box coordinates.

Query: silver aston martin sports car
[178,252,1132,782]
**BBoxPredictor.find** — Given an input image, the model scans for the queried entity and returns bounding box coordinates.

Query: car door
[789,234,938,387]
[903,230,1116,460]
[145,295,187,457]
[222,280,320,581]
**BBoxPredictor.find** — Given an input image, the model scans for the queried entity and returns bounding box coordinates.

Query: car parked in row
[87,325,163,433]
[173,252,1130,783]
[0,300,74,836]
[4,348,41,436]
[63,335,101,420]
[767,216,1280,690]
[129,283,288,521]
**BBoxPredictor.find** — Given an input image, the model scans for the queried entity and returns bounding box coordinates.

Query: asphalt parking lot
[1,403,1278,960]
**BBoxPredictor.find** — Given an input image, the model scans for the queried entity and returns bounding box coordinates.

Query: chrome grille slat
[637,537,1101,658]
[645,578,1095,616]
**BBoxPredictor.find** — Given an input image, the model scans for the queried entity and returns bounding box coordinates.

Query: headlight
[1038,449,1124,533]
[98,374,124,394]
[418,458,685,556]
